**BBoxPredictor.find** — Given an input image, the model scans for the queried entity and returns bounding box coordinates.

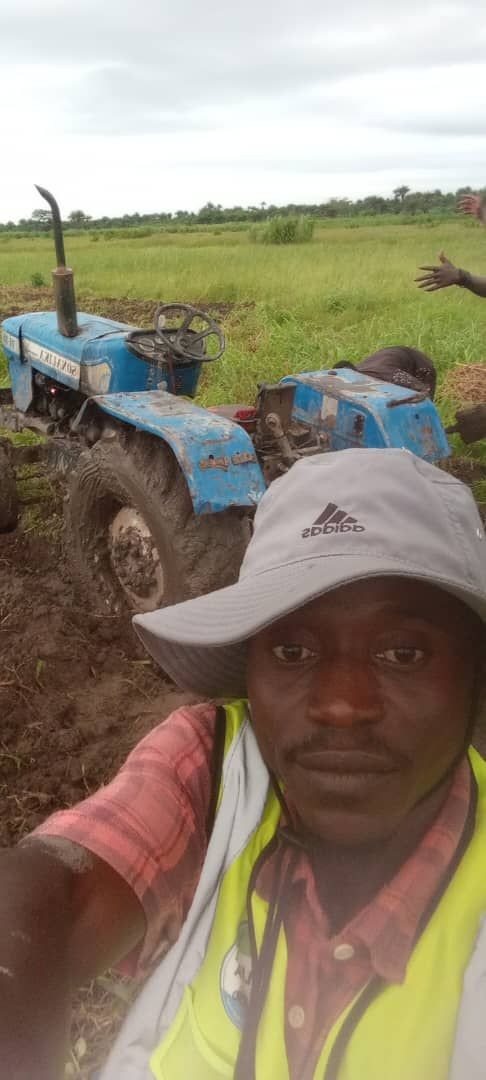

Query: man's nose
[307,659,383,728]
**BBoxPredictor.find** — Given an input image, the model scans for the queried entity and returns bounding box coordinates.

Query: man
[1,448,486,1080]
[416,192,486,296]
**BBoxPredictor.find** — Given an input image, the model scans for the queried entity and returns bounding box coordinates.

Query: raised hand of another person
[458,194,486,226]
[416,251,461,291]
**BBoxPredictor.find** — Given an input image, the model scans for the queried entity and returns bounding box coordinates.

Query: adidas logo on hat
[302,502,366,538]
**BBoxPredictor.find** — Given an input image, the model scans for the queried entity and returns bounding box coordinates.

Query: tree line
[1,186,484,233]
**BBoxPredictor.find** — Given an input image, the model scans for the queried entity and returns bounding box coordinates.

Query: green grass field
[1,218,485,461]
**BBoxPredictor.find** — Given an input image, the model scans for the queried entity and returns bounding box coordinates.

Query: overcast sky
[2,0,486,220]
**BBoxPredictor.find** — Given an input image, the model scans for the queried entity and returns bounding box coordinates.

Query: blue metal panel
[282,368,451,462]
[10,361,33,412]
[1,318,33,410]
[90,390,266,514]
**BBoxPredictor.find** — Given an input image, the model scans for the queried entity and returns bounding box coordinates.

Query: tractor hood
[281,368,451,463]
[2,311,134,392]
[0,310,176,408]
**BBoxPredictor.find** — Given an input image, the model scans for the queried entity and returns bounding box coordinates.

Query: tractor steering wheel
[154,303,225,363]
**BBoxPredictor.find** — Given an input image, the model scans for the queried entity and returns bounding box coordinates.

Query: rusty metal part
[52,267,78,338]
[251,381,323,483]
[256,382,295,432]
[35,185,78,338]
[264,412,296,466]
[387,390,428,409]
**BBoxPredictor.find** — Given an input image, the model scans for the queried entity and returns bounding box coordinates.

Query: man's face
[247,578,483,846]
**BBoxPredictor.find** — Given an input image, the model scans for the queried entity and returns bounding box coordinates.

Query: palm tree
[393,186,410,203]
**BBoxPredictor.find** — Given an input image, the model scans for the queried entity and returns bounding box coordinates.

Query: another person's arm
[416,250,486,298]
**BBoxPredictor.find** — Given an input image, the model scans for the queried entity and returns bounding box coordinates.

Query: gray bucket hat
[133,448,486,697]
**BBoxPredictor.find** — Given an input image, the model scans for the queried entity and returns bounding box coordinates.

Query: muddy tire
[0,442,18,533]
[65,427,252,613]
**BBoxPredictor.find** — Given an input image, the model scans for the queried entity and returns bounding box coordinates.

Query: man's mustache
[282,729,407,768]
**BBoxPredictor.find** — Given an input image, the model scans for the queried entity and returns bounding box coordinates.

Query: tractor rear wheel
[0,441,19,533]
[65,428,252,614]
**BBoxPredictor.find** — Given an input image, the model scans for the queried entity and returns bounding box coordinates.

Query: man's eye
[272,645,316,664]
[375,647,425,666]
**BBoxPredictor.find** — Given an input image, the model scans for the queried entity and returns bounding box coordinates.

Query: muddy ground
[0,518,194,846]
[0,470,196,1078]
[0,284,245,329]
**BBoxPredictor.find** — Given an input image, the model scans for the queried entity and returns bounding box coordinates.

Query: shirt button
[333,943,355,962]
[288,1005,306,1029]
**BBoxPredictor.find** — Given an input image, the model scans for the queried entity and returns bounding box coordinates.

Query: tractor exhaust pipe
[35,185,78,338]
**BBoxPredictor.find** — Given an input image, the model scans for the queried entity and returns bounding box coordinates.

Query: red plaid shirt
[35,703,472,1079]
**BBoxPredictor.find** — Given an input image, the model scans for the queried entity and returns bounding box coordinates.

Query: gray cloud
[3,0,486,217]
[4,0,486,137]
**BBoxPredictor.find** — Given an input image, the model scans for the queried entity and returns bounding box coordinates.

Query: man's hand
[415,251,461,292]
[458,193,486,225]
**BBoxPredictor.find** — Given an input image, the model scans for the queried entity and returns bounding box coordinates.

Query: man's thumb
[439,250,450,265]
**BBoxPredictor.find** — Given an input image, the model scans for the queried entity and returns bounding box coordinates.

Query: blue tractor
[0,187,479,614]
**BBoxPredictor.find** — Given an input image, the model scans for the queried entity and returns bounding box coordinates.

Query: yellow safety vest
[150,701,486,1079]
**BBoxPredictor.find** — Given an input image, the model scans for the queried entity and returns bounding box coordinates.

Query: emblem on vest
[219,921,253,1030]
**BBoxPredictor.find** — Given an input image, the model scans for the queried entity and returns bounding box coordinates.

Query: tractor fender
[74,390,266,514]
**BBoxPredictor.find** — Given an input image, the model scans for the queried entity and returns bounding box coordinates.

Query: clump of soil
[443,363,486,404]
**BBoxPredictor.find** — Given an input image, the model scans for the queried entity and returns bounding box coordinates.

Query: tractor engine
[241,383,326,484]
[213,367,453,484]
[32,372,84,425]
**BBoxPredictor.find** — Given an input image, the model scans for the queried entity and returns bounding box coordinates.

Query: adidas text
[302,522,365,538]
[302,501,366,537]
